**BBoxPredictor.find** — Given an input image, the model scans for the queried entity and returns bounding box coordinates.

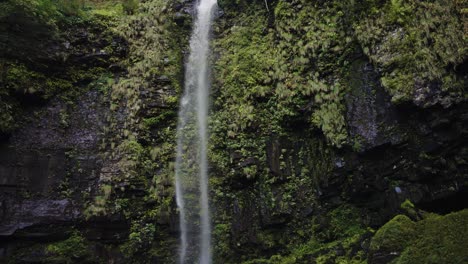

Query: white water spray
[175,0,217,263]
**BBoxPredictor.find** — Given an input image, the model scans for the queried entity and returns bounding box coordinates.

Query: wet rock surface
[0,199,79,236]
[0,90,106,248]
[223,56,468,259]
[336,58,468,226]
[345,60,403,150]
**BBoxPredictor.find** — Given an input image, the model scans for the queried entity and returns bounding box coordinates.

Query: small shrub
[56,0,85,16]
[46,230,93,263]
[122,0,138,15]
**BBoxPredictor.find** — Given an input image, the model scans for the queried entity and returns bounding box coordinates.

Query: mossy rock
[397,210,468,264]
[370,214,416,253]
[370,209,468,263]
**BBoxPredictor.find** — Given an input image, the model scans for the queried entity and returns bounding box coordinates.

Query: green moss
[370,209,468,263]
[0,0,127,32]
[46,230,95,263]
[400,199,420,220]
[122,0,138,15]
[89,1,186,260]
[242,205,368,264]
[0,0,60,30]
[355,0,466,102]
[212,0,353,147]
[142,110,176,129]
[370,214,416,252]
[272,0,350,146]
[328,205,366,239]
[0,95,16,133]
[213,223,232,257]
[398,210,468,264]
[84,184,113,218]
[120,221,156,258]
[214,0,466,150]
[213,10,276,135]
[0,4,121,132]
[5,63,72,98]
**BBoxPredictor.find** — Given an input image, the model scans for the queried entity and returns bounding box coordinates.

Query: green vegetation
[355,0,466,103]
[273,0,351,146]
[0,0,129,31]
[84,184,113,218]
[213,0,350,147]
[5,63,72,97]
[121,221,156,256]
[0,0,128,134]
[89,0,189,261]
[122,0,139,14]
[210,0,467,261]
[46,230,95,263]
[215,0,467,147]
[400,199,421,220]
[241,205,369,264]
[370,215,416,252]
[370,209,468,263]
[0,88,16,133]
[2,0,467,263]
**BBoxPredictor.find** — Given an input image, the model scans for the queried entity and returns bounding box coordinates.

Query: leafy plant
[46,230,94,263]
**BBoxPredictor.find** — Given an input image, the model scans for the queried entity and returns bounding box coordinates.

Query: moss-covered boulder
[369,209,468,264]
[369,215,416,262]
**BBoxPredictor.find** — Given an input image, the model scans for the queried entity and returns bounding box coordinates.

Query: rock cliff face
[1,0,467,263]
[0,4,129,261]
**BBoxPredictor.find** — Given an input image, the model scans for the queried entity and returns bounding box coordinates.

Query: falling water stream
[175,0,217,263]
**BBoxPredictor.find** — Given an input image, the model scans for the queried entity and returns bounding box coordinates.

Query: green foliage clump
[0,88,16,133]
[84,184,113,218]
[242,205,368,264]
[92,0,188,261]
[369,214,416,252]
[0,61,73,134]
[0,0,122,32]
[107,0,183,139]
[273,0,350,146]
[56,0,85,16]
[215,0,467,151]
[213,0,352,148]
[46,230,94,263]
[400,199,420,220]
[213,11,276,136]
[99,0,183,224]
[122,0,139,15]
[0,0,128,135]
[121,221,156,257]
[211,10,279,215]
[213,223,233,259]
[370,209,468,264]
[355,0,467,103]
[210,1,355,261]
[5,63,72,98]
[0,0,60,28]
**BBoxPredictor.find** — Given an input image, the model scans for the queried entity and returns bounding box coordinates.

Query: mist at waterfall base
[174,0,217,264]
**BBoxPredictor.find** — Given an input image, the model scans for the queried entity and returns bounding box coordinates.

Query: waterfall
[175,0,217,263]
